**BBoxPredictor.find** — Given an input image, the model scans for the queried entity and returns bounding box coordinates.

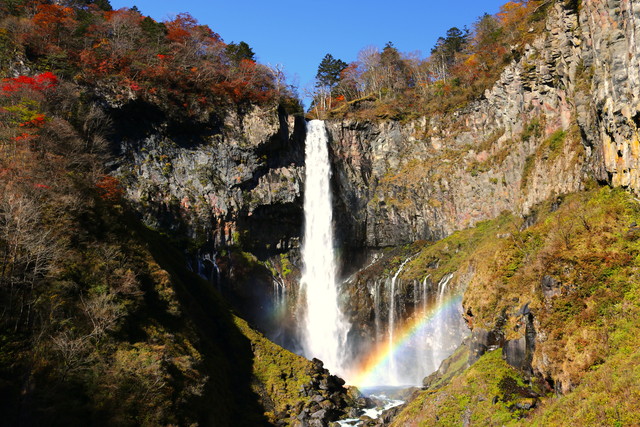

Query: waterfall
[192,251,221,289]
[273,276,286,313]
[357,265,467,387]
[208,252,221,290]
[373,280,381,344]
[432,273,454,371]
[387,256,415,384]
[421,275,430,313]
[299,120,349,374]
[285,119,468,387]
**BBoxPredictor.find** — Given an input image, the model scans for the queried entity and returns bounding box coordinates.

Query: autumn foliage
[310,0,550,119]
[1,72,58,94]
[0,0,298,118]
[96,175,123,202]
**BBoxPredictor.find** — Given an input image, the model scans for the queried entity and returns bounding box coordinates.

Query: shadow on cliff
[105,99,224,146]
[134,219,270,427]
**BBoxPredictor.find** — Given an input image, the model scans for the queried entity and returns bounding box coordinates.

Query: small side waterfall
[387,256,415,384]
[299,120,349,374]
[359,258,468,387]
[431,273,453,371]
[273,276,286,315]
[372,280,381,347]
[191,250,221,289]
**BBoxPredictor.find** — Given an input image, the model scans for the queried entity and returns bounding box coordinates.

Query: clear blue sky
[110,0,508,101]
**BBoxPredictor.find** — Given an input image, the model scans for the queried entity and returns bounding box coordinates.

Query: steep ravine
[107,0,640,425]
[111,1,631,322]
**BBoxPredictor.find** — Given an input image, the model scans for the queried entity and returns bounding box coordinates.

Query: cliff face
[103,103,309,356]
[114,104,306,255]
[111,2,640,263]
[323,2,640,422]
[327,0,640,250]
[580,0,640,188]
[105,1,640,420]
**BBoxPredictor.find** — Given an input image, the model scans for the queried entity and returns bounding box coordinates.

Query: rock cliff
[114,103,306,255]
[111,1,640,280]
[327,0,640,250]
[105,0,640,423]
[580,0,640,188]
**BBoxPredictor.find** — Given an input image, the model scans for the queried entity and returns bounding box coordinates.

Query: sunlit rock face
[112,0,640,404]
[114,104,306,252]
[579,0,640,189]
[327,1,640,251]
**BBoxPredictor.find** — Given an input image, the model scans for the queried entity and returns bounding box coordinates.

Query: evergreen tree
[431,27,469,65]
[430,27,470,82]
[315,53,348,90]
[225,41,255,65]
[140,16,167,46]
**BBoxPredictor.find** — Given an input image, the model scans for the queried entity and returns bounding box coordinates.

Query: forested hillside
[0,1,332,425]
[0,0,300,117]
[309,0,555,119]
[3,0,640,425]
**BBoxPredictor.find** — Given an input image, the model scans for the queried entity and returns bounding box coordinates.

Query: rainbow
[347,293,464,387]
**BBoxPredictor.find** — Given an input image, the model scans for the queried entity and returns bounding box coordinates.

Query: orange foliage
[96,176,123,202]
[104,8,143,24]
[321,0,550,117]
[497,1,530,25]
[165,13,197,43]
[32,4,75,36]
[165,13,221,45]
[3,2,288,115]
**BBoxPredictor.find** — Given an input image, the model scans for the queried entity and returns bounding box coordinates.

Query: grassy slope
[234,317,314,424]
[530,348,640,426]
[392,349,534,426]
[388,186,640,425]
[137,222,269,426]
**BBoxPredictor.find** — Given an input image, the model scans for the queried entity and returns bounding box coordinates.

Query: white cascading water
[273,276,286,314]
[299,120,349,374]
[364,258,468,386]
[192,251,221,290]
[432,273,454,371]
[387,256,415,384]
[293,120,467,387]
[373,280,381,345]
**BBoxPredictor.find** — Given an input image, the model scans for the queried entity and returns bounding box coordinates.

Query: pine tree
[225,41,255,65]
[315,53,347,90]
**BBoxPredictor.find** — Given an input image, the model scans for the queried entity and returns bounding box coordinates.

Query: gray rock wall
[116,105,306,254]
[327,0,640,249]
[110,1,640,371]
[580,0,640,188]
[114,1,640,257]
